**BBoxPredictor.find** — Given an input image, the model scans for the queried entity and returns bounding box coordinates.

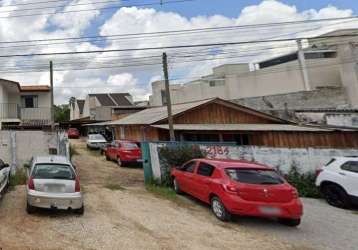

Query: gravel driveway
[0,139,357,250]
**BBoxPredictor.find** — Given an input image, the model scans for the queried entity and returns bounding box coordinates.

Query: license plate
[136,159,143,162]
[259,206,281,215]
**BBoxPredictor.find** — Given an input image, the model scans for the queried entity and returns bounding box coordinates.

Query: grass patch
[9,169,27,190]
[145,183,177,201]
[352,211,358,215]
[70,144,79,159]
[104,183,126,191]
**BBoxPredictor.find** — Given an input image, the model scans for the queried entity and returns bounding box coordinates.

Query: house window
[21,95,38,108]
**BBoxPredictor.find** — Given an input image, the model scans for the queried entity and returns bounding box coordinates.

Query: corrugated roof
[151,124,332,132]
[20,85,50,92]
[89,93,133,106]
[110,93,132,106]
[109,99,214,125]
[90,94,116,106]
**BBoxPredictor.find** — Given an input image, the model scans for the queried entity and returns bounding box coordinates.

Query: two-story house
[0,79,51,128]
[70,93,145,122]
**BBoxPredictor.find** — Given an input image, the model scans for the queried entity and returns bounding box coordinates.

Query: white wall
[147,142,358,182]
[149,56,344,106]
[0,130,61,168]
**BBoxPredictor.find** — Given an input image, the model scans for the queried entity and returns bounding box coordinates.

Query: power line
[0,15,356,44]
[0,32,356,58]
[0,0,193,18]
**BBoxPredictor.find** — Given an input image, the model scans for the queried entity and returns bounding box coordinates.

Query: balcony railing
[0,103,51,122]
[0,103,20,119]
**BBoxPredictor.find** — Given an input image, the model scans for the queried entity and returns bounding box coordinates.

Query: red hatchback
[171,159,303,226]
[68,128,80,139]
[105,140,142,166]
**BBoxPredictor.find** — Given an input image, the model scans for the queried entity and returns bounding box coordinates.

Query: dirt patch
[0,139,300,250]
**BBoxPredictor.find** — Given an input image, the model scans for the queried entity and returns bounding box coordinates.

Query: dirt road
[0,139,304,250]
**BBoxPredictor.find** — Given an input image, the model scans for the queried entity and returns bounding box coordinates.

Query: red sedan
[105,140,142,166]
[171,159,303,226]
[67,128,80,139]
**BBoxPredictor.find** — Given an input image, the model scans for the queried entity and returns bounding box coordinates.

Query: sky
[0,0,356,104]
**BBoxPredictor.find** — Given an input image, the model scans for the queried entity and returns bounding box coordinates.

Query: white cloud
[0,0,355,104]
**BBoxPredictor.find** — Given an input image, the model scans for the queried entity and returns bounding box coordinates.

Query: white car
[86,134,107,149]
[0,159,10,196]
[316,157,358,208]
[27,156,84,214]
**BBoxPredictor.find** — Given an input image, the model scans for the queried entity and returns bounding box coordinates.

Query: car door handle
[339,172,346,176]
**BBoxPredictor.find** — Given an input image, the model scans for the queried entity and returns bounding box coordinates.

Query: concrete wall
[0,130,66,170]
[233,87,348,110]
[149,57,344,106]
[144,142,358,182]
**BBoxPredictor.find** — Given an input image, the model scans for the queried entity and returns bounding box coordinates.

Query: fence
[141,141,358,184]
[0,130,69,174]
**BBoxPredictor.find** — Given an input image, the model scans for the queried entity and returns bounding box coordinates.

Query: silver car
[26,156,84,214]
[86,134,107,149]
[0,159,10,196]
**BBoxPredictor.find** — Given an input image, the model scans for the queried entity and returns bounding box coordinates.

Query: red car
[68,128,80,139]
[171,159,303,226]
[105,140,142,166]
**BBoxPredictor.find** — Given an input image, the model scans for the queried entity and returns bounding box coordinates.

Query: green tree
[54,104,70,122]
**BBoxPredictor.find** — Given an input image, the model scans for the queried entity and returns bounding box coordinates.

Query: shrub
[285,165,320,198]
[9,169,27,188]
[158,144,207,186]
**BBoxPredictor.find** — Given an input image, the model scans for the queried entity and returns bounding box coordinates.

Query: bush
[9,169,27,188]
[285,165,320,198]
[158,144,207,186]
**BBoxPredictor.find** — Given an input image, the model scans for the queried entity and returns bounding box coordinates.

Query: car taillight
[315,168,323,177]
[222,184,239,194]
[28,176,35,190]
[75,176,81,192]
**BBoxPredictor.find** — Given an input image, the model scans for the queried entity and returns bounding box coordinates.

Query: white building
[149,29,358,108]
[0,79,51,128]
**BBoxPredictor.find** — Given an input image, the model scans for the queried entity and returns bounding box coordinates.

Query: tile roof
[20,85,50,92]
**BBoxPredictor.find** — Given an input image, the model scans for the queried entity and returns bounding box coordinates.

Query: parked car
[105,140,142,166]
[0,159,10,195]
[86,134,107,149]
[171,159,303,226]
[68,128,80,139]
[316,157,358,208]
[26,156,84,214]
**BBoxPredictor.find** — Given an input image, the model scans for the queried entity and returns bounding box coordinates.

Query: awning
[151,124,332,132]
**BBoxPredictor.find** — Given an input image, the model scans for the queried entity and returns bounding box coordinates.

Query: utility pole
[162,52,175,141]
[50,61,55,129]
[297,39,311,91]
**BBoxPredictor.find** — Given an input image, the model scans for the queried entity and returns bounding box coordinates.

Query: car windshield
[89,134,105,140]
[121,142,139,149]
[32,164,75,180]
[225,168,284,185]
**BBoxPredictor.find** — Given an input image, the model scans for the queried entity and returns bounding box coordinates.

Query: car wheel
[5,173,10,190]
[211,196,231,222]
[26,203,36,214]
[278,218,301,227]
[105,154,110,161]
[322,184,350,209]
[75,205,84,215]
[173,178,183,194]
